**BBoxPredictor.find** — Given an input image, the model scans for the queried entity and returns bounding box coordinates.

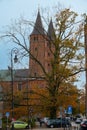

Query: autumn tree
[0,8,85,118]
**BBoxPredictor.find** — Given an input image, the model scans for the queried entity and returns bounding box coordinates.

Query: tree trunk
[50,106,57,118]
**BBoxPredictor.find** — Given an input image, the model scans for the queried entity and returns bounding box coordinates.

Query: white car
[75,118,82,124]
[43,117,49,123]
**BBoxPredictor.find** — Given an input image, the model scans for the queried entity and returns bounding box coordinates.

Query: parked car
[43,117,49,123]
[75,118,82,124]
[38,117,49,124]
[10,120,29,129]
[46,118,71,128]
[80,120,87,130]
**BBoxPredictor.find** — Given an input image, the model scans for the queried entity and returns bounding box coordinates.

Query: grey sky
[0,0,87,27]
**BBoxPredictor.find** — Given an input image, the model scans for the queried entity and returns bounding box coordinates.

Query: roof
[0,69,29,82]
[0,69,45,82]
[0,69,11,81]
[31,11,45,35]
[14,69,29,81]
[47,19,55,40]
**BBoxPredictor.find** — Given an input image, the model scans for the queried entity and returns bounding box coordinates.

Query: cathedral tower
[29,11,46,77]
[29,11,55,78]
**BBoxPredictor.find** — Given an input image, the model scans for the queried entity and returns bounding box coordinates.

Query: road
[31,128,64,130]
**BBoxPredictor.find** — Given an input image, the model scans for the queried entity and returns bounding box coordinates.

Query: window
[34,72,37,77]
[18,83,22,91]
[34,36,38,41]
[48,52,50,56]
[35,47,37,51]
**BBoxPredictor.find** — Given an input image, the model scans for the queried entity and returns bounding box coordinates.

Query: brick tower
[29,11,55,78]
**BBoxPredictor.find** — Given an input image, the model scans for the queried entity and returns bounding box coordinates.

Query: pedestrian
[39,119,42,127]
[37,117,42,127]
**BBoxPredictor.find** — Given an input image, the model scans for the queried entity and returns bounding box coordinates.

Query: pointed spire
[48,19,55,40]
[31,11,45,35]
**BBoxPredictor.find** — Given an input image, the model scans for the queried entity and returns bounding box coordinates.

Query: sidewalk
[31,128,64,130]
[31,127,77,130]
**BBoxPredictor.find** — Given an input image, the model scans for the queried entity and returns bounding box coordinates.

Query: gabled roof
[31,11,45,35]
[14,69,29,81]
[48,19,55,40]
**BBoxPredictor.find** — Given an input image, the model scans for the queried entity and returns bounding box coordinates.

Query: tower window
[34,72,37,77]
[34,36,38,41]
[35,47,37,51]
[48,52,50,56]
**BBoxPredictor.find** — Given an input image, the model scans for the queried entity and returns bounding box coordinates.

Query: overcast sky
[0,0,86,87]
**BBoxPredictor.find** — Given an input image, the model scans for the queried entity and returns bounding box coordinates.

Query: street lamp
[84,16,87,118]
[11,48,18,130]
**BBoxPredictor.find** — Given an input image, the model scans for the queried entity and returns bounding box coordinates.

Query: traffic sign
[5,112,10,118]
[67,106,72,114]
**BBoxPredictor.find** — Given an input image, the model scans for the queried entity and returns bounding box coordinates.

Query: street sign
[5,112,10,118]
[67,106,72,114]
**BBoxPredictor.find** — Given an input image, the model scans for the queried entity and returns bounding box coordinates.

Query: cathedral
[0,10,55,90]
[0,10,55,116]
[14,10,55,90]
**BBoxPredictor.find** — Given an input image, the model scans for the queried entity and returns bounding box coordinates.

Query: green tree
[1,8,85,118]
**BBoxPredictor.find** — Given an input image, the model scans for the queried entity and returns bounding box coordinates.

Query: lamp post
[26,83,30,129]
[11,48,18,130]
[84,16,87,118]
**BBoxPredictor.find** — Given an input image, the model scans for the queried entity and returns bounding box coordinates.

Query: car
[80,120,87,130]
[10,120,29,129]
[46,118,71,128]
[75,118,82,124]
[43,117,49,124]
[65,117,71,121]
[38,117,49,125]
[46,119,56,128]
[57,118,71,128]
